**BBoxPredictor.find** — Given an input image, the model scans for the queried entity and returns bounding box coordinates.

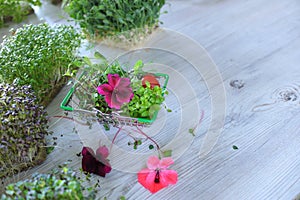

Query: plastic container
[60,72,169,127]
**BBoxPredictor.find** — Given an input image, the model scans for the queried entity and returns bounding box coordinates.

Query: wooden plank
[1,0,300,199]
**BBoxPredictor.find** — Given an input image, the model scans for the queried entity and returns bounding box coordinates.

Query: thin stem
[110,126,123,153]
[192,110,204,133]
[121,128,137,140]
[135,126,160,151]
[50,115,90,126]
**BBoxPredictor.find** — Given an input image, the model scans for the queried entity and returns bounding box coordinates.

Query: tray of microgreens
[61,59,169,127]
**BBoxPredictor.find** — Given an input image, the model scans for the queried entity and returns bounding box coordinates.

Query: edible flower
[138,155,178,193]
[97,74,133,109]
[81,146,111,177]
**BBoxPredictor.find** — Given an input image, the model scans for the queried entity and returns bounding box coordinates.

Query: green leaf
[232,145,239,150]
[83,56,92,66]
[62,167,68,173]
[145,81,151,88]
[94,51,106,60]
[96,13,106,20]
[141,111,149,117]
[106,10,113,16]
[103,19,110,24]
[73,60,83,67]
[46,146,55,154]
[5,189,15,196]
[189,128,195,136]
[133,60,143,74]
[162,150,172,157]
[63,69,72,77]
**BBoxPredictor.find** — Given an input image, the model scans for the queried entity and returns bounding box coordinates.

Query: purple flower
[97,74,133,109]
[81,146,111,177]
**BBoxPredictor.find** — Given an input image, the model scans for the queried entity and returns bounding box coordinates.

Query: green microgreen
[46,146,55,154]
[0,0,41,27]
[1,164,97,200]
[232,145,239,150]
[162,150,172,157]
[64,0,166,45]
[0,23,82,105]
[189,128,196,136]
[0,83,50,178]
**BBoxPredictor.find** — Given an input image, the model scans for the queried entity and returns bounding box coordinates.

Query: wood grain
[1,0,300,199]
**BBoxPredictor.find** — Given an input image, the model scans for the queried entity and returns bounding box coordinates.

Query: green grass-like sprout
[0,23,82,105]
[1,165,98,200]
[65,0,166,47]
[0,0,42,27]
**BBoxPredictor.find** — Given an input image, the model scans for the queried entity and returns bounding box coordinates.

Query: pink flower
[81,146,111,177]
[97,74,133,109]
[138,156,178,193]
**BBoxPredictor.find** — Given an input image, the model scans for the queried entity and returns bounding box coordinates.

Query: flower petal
[130,93,134,99]
[138,169,157,193]
[147,156,160,170]
[159,169,178,185]
[104,163,112,173]
[97,84,113,95]
[107,93,121,109]
[82,155,98,174]
[96,146,109,158]
[159,157,174,169]
[138,156,178,193]
[81,147,97,174]
[138,169,169,193]
[104,93,114,108]
[82,147,112,177]
[96,160,112,177]
[115,87,133,103]
[116,77,131,88]
[82,147,95,157]
[142,74,160,89]
[107,74,120,88]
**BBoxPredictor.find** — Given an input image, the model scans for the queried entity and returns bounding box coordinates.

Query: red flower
[138,156,178,193]
[142,74,160,89]
[81,146,111,177]
[97,74,133,109]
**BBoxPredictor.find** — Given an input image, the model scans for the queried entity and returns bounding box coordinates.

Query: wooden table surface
[1,0,300,199]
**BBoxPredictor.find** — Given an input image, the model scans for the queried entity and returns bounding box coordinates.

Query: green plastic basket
[60,72,169,126]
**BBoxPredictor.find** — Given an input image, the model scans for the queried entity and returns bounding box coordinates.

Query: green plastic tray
[60,73,169,124]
